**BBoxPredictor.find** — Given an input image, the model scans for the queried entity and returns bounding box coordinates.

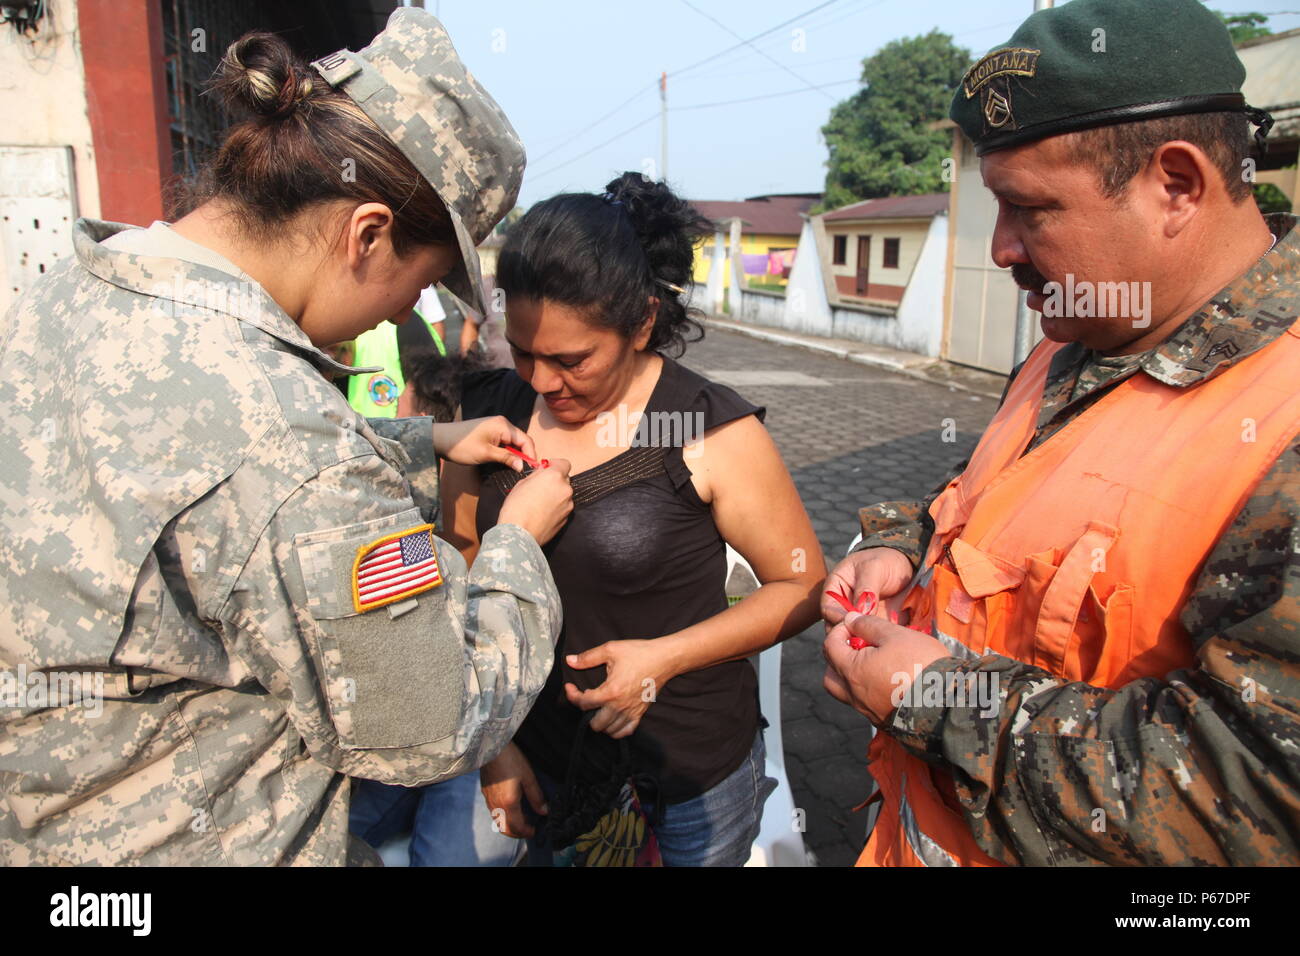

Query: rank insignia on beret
[963,47,1040,132]
[352,524,442,613]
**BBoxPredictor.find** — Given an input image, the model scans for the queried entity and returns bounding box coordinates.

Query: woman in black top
[442,173,826,866]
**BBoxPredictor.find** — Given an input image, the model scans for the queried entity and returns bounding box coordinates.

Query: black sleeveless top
[462,354,767,803]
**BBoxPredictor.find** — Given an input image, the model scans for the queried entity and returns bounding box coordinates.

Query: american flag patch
[351,524,442,613]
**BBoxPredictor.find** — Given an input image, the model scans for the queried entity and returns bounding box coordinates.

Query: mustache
[1011,263,1049,292]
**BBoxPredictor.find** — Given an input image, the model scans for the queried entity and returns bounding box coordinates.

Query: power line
[669,0,875,75]
[673,79,859,111]
[527,112,660,184]
[527,83,657,165]
[678,0,838,100]
[526,0,848,169]
[667,0,842,78]
[674,52,865,84]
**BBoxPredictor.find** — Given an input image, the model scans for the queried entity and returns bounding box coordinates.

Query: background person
[348,284,449,418]
[349,343,521,867]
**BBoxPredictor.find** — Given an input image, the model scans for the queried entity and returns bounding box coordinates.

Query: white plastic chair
[726,544,812,867]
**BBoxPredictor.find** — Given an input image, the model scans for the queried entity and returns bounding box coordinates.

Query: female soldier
[0,9,571,866]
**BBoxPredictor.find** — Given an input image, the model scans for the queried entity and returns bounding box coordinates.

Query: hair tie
[601,191,624,208]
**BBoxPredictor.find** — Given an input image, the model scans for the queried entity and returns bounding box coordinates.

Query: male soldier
[822,0,1299,866]
[0,9,572,865]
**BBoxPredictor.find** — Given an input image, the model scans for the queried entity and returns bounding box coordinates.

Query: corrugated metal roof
[690,194,821,236]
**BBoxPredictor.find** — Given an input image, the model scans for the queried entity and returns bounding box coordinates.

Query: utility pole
[659,71,668,181]
[1012,0,1054,367]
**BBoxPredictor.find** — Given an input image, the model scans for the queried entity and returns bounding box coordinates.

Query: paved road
[675,325,998,867]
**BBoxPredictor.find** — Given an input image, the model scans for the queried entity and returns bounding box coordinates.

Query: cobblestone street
[677,326,999,867]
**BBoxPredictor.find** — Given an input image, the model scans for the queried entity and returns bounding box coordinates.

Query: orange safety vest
[860,318,1300,867]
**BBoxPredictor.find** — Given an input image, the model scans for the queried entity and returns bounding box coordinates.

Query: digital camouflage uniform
[0,7,557,865]
[855,213,1300,864]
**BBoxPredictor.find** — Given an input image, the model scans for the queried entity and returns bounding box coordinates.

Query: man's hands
[821,547,915,631]
[822,612,949,725]
[480,742,545,839]
[820,546,947,725]
[563,639,680,739]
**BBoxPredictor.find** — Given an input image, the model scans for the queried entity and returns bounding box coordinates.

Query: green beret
[950,0,1273,155]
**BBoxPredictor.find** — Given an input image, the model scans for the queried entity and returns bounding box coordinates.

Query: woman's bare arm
[657,413,826,674]
[439,407,486,564]
[563,413,827,736]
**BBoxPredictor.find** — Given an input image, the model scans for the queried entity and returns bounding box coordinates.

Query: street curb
[700,317,1004,400]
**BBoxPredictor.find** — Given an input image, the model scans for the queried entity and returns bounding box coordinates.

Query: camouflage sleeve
[851,500,927,569]
[217,453,562,788]
[851,459,967,568]
[886,440,1300,865]
[366,416,440,526]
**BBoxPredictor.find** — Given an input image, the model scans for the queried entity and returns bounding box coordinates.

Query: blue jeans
[348,772,519,867]
[522,729,777,867]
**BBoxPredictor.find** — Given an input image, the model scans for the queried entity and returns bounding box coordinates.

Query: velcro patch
[352,524,442,613]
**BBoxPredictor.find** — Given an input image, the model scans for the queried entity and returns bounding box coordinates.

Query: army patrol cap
[951,0,1274,156]
[311,7,524,316]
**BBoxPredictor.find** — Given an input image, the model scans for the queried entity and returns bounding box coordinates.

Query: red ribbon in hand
[503,443,549,470]
[825,585,879,648]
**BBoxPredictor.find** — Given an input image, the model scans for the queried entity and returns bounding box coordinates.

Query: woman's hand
[496,458,573,547]
[479,741,546,839]
[563,639,681,739]
[432,415,538,471]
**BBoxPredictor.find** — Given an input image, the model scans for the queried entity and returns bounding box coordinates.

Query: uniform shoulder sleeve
[216,451,562,785]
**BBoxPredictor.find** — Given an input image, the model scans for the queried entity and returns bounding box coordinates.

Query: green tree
[819,30,970,211]
[1205,5,1272,43]
[1254,181,1293,215]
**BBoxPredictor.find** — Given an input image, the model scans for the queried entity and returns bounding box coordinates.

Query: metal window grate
[161,0,264,182]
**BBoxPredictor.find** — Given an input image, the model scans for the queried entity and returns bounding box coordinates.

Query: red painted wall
[80,0,172,224]
[834,276,906,304]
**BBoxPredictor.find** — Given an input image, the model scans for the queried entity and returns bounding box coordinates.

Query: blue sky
[428,0,1300,207]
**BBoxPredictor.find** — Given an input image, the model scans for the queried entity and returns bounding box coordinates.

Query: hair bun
[602,172,694,246]
[210,32,314,121]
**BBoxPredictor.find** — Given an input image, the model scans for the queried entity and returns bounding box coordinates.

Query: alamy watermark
[148,276,263,318]
[891,665,1000,719]
[1,665,104,718]
[1041,273,1152,329]
[595,403,706,458]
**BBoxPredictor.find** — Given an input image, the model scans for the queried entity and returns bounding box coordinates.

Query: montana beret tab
[950,0,1273,156]
[310,7,526,315]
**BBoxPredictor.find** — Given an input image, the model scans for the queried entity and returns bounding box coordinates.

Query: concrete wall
[824,213,948,355]
[720,213,948,358]
[0,0,98,313]
[944,131,1024,374]
[735,285,788,326]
